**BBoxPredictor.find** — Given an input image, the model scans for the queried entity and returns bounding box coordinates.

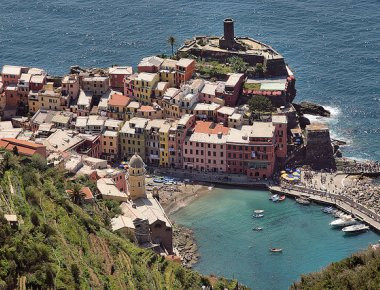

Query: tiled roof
[108,93,130,107]
[193,121,229,135]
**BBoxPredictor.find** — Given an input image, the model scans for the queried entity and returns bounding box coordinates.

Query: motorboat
[295,197,311,205]
[332,210,345,218]
[271,194,279,202]
[330,216,357,227]
[279,195,286,202]
[153,178,164,183]
[253,227,263,231]
[270,248,283,253]
[323,206,334,213]
[342,224,369,233]
[254,210,265,214]
[253,214,264,218]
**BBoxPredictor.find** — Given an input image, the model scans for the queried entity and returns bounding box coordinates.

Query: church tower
[128,153,147,201]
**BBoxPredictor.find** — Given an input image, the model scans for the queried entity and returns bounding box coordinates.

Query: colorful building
[109,66,133,89]
[175,58,196,87]
[107,93,131,120]
[133,72,159,105]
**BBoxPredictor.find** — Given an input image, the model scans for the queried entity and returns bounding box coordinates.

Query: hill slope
[291,246,380,289]
[0,152,246,289]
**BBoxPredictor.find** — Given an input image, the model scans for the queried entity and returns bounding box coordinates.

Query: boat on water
[253,227,263,231]
[295,197,311,205]
[271,194,279,202]
[323,206,334,213]
[332,210,346,218]
[330,216,357,227]
[270,248,283,253]
[342,224,369,233]
[253,214,264,218]
[279,195,286,202]
[254,209,264,214]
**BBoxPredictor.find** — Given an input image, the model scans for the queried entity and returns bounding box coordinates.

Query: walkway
[269,185,380,233]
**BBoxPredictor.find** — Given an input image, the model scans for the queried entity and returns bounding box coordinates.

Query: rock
[293,101,331,117]
[299,115,311,129]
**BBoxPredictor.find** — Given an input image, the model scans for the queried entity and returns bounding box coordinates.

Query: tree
[228,56,248,73]
[255,63,264,77]
[167,36,176,57]
[248,95,274,113]
[69,183,85,206]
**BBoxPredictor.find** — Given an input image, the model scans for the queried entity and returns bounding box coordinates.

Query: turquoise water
[172,187,379,289]
[0,0,379,160]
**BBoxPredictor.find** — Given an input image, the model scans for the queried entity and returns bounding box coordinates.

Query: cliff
[291,246,380,289]
[0,152,246,289]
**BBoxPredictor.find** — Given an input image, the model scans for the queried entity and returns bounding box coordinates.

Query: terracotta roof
[138,105,155,112]
[193,121,229,135]
[108,93,130,107]
[1,138,45,149]
[66,186,94,200]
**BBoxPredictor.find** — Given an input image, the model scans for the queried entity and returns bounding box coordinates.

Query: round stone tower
[128,153,146,201]
[224,18,235,43]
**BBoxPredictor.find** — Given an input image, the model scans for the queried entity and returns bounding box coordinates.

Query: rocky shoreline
[172,223,199,268]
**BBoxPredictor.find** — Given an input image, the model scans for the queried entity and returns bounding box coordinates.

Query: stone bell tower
[219,18,238,50]
[128,153,147,201]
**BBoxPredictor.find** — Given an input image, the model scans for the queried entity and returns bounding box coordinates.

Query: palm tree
[69,183,85,206]
[167,36,176,57]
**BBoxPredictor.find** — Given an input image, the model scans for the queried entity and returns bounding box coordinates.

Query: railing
[279,184,380,223]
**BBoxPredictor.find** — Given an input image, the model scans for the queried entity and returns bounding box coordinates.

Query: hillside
[0,152,246,289]
[291,246,380,289]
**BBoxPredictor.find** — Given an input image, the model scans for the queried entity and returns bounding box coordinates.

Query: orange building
[0,138,47,159]
[107,93,131,120]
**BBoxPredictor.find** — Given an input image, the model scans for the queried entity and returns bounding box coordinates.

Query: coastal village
[0,19,379,266]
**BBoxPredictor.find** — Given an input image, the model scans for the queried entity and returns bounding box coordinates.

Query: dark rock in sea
[293,101,331,117]
[299,115,311,129]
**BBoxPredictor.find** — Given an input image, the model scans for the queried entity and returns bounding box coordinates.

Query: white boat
[253,214,264,218]
[295,197,311,205]
[254,209,265,214]
[342,224,369,233]
[330,216,357,227]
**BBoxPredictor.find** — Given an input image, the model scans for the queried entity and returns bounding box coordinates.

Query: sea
[172,187,379,289]
[1,0,379,288]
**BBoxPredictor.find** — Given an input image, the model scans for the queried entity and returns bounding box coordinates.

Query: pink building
[222,73,244,106]
[182,121,228,172]
[226,123,276,178]
[137,56,163,73]
[124,73,138,98]
[216,106,236,125]
[1,65,26,86]
[168,114,196,168]
[109,66,133,89]
[272,115,288,160]
[62,74,80,99]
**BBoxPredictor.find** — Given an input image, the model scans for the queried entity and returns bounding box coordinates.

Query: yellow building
[159,122,171,167]
[159,59,177,87]
[28,83,66,113]
[133,72,159,105]
[120,117,148,161]
[107,93,130,121]
[101,131,119,161]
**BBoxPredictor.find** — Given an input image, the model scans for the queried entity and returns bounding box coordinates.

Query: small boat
[271,194,279,202]
[270,248,283,253]
[333,210,345,218]
[279,195,286,202]
[323,206,334,213]
[342,224,369,233]
[164,182,173,185]
[295,197,311,205]
[208,186,214,191]
[253,214,264,218]
[330,216,357,227]
[254,209,265,214]
[153,178,164,183]
[253,227,263,231]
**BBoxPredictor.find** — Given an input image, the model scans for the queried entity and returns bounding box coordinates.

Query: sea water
[172,187,379,289]
[0,0,378,160]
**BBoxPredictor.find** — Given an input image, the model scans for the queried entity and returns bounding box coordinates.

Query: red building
[137,56,163,73]
[222,73,244,106]
[175,58,196,87]
[109,66,133,89]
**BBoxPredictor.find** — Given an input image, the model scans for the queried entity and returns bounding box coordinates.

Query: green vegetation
[196,60,233,78]
[0,152,246,289]
[228,57,248,73]
[248,95,274,113]
[167,36,176,57]
[291,247,380,289]
[243,83,261,90]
